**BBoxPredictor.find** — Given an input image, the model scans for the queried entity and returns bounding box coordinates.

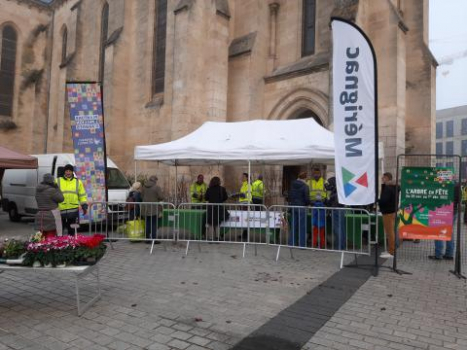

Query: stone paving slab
[0,211,466,350]
[302,260,467,350]
[0,241,345,349]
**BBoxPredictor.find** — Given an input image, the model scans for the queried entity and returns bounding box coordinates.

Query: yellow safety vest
[251,180,264,200]
[462,185,467,203]
[190,182,207,203]
[239,181,252,203]
[307,178,327,202]
[57,177,87,211]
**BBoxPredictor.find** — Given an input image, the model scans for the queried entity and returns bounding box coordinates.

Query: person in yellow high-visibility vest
[251,174,264,206]
[462,183,467,203]
[239,173,252,241]
[57,164,87,235]
[190,174,207,204]
[239,172,252,204]
[307,168,327,248]
[307,168,327,204]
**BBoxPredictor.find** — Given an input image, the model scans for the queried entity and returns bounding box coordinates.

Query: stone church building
[0,0,436,197]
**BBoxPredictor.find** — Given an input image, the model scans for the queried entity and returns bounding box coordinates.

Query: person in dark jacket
[35,173,64,238]
[326,177,346,250]
[141,176,165,242]
[288,172,310,247]
[127,181,142,220]
[204,176,229,240]
[378,172,397,258]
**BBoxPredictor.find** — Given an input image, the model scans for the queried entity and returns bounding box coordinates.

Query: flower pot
[56,263,66,268]
[44,263,53,268]
[32,261,41,268]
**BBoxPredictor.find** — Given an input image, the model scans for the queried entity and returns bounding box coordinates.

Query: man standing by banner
[379,172,397,258]
[57,164,87,235]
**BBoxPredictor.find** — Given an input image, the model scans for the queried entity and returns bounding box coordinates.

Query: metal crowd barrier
[87,201,378,265]
[268,205,374,266]
[88,201,176,254]
[177,203,269,257]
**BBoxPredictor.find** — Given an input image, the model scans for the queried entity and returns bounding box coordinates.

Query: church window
[302,0,316,57]
[61,26,68,64]
[152,0,167,95]
[0,25,17,116]
[99,2,109,83]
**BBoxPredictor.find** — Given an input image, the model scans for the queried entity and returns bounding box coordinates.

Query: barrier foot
[340,252,345,269]
[275,246,281,262]
[392,268,412,275]
[242,243,246,258]
[289,248,294,260]
[185,241,190,255]
[150,240,155,255]
[344,254,358,268]
[449,270,466,279]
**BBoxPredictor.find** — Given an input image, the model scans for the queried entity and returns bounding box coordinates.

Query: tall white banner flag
[332,18,377,205]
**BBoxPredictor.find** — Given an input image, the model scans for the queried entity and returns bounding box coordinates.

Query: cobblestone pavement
[0,240,346,350]
[0,212,466,350]
[303,260,467,350]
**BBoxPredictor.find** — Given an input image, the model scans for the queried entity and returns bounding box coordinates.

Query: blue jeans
[145,215,158,240]
[434,212,456,258]
[332,209,346,250]
[289,207,307,247]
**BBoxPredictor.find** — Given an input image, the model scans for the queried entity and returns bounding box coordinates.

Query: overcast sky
[429,0,467,110]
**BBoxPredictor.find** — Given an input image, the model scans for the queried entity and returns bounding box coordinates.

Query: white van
[1,153,130,222]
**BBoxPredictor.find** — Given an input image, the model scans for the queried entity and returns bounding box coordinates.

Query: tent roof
[0,145,38,169]
[134,118,335,166]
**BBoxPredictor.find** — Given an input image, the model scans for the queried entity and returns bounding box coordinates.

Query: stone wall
[0,0,436,195]
[0,0,52,154]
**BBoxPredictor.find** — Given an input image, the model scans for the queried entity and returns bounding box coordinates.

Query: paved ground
[0,212,466,349]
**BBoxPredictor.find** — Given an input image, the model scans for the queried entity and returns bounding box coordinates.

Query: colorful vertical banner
[66,82,106,222]
[399,167,454,241]
[331,18,377,205]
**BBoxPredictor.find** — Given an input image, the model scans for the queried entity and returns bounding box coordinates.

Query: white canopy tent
[134,118,335,165]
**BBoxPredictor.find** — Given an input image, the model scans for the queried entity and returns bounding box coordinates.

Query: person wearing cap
[35,173,64,238]
[57,164,87,235]
[251,174,265,206]
[141,175,165,242]
[190,174,207,204]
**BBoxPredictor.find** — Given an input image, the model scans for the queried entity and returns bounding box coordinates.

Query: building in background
[0,0,436,198]
[436,105,467,174]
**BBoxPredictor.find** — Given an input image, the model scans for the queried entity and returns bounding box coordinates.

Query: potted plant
[22,234,106,267]
[3,239,26,259]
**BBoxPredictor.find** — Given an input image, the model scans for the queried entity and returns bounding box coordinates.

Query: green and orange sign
[399,167,454,241]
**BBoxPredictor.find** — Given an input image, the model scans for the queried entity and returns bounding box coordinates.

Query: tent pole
[134,161,137,184]
[248,160,251,244]
[175,162,178,205]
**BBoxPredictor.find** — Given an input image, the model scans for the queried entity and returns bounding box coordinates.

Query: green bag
[125,219,145,241]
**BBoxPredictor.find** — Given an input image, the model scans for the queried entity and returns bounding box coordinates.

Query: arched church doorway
[282,109,324,200]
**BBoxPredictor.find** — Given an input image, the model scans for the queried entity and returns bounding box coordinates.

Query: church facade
[0,0,436,194]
